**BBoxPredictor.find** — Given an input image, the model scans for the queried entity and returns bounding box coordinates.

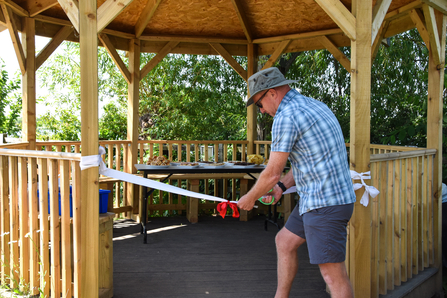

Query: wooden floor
[112,215,330,298]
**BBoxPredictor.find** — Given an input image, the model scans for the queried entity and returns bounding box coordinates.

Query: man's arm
[237,151,290,210]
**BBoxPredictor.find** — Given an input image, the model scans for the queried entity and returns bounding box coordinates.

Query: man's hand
[259,185,283,205]
[237,194,256,211]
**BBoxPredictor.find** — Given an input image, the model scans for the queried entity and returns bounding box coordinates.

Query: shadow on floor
[112,215,329,298]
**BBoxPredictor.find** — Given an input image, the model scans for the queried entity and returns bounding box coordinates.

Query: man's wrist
[276,181,287,192]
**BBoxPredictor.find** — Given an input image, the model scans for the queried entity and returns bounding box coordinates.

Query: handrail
[370,148,436,162]
[0,142,29,149]
[0,148,81,161]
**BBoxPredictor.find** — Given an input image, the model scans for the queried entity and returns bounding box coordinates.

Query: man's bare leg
[274,227,306,298]
[318,262,353,298]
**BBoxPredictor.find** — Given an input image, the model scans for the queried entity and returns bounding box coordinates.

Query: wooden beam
[97,0,134,33]
[140,34,248,44]
[421,0,447,14]
[209,42,247,81]
[246,43,257,155]
[318,35,351,71]
[314,0,356,40]
[98,33,131,83]
[79,0,99,296]
[372,0,392,45]
[1,0,29,17]
[410,9,430,48]
[127,38,140,217]
[1,4,25,74]
[36,25,72,69]
[349,0,372,296]
[0,8,5,25]
[422,4,442,67]
[230,0,252,43]
[27,0,58,17]
[261,39,291,70]
[134,0,163,38]
[57,0,79,33]
[426,11,446,294]
[22,17,36,151]
[140,41,179,79]
[383,0,423,22]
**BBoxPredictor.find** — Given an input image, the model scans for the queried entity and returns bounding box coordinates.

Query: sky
[0,30,50,77]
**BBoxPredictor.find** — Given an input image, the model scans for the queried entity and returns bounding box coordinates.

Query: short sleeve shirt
[271,89,356,215]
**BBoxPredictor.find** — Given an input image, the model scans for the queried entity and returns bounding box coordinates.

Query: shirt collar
[275,89,299,117]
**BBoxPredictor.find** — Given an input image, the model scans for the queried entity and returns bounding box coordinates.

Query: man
[238,67,356,298]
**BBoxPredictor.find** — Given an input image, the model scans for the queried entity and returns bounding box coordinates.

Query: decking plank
[112,215,329,298]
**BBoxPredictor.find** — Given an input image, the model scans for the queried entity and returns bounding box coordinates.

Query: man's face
[254,89,276,117]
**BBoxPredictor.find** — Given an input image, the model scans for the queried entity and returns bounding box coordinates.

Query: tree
[0,60,21,137]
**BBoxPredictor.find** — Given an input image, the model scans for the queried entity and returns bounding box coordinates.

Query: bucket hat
[246,67,297,107]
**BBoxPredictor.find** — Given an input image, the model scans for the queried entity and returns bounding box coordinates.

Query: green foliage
[0,61,21,136]
[138,54,247,140]
[99,102,127,140]
[37,109,81,141]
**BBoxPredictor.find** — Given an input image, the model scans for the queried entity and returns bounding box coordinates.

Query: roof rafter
[372,0,392,45]
[314,0,356,40]
[422,4,441,66]
[409,9,430,47]
[97,0,134,33]
[99,33,131,83]
[209,42,247,81]
[318,35,351,71]
[27,0,58,17]
[0,0,28,16]
[230,0,252,43]
[134,0,163,38]
[57,0,79,33]
[261,40,291,70]
[421,0,447,14]
[140,40,179,79]
[36,25,72,69]
[1,3,25,74]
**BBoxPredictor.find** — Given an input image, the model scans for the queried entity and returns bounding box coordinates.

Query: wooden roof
[0,0,432,56]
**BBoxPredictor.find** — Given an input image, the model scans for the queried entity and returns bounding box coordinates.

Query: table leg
[186,179,200,223]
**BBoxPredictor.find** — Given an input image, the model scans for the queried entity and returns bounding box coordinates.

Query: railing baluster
[37,158,50,297]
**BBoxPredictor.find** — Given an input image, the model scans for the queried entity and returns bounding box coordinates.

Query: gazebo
[0,0,445,297]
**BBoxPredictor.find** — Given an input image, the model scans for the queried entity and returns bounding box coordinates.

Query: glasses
[255,89,269,109]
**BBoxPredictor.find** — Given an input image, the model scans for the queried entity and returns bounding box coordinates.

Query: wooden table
[134,164,268,244]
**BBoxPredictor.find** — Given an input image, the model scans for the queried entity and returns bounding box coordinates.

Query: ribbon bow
[216,201,240,219]
[350,170,380,207]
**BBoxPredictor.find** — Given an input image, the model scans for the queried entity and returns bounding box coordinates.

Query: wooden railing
[135,140,250,217]
[33,140,252,218]
[346,148,437,297]
[0,148,82,297]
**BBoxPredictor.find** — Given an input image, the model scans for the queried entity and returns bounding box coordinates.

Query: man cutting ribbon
[238,68,356,298]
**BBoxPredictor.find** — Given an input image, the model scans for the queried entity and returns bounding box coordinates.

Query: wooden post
[239,179,252,221]
[127,39,140,219]
[349,0,372,296]
[246,43,257,154]
[186,179,200,223]
[79,0,100,296]
[426,11,446,294]
[22,17,36,150]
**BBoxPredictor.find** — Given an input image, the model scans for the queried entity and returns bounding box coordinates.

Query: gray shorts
[285,202,354,264]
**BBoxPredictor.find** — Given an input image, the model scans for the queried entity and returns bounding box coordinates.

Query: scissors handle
[258,189,274,205]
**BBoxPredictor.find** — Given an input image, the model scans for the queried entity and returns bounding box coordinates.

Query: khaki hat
[246,67,297,107]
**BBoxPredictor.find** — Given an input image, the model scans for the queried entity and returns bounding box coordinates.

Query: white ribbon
[80,146,232,203]
[350,170,380,207]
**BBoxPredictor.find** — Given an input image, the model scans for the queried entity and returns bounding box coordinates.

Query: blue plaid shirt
[271,89,356,215]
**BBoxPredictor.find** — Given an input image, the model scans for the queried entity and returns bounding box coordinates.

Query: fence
[0,149,82,297]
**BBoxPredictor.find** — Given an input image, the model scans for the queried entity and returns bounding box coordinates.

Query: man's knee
[275,228,304,252]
